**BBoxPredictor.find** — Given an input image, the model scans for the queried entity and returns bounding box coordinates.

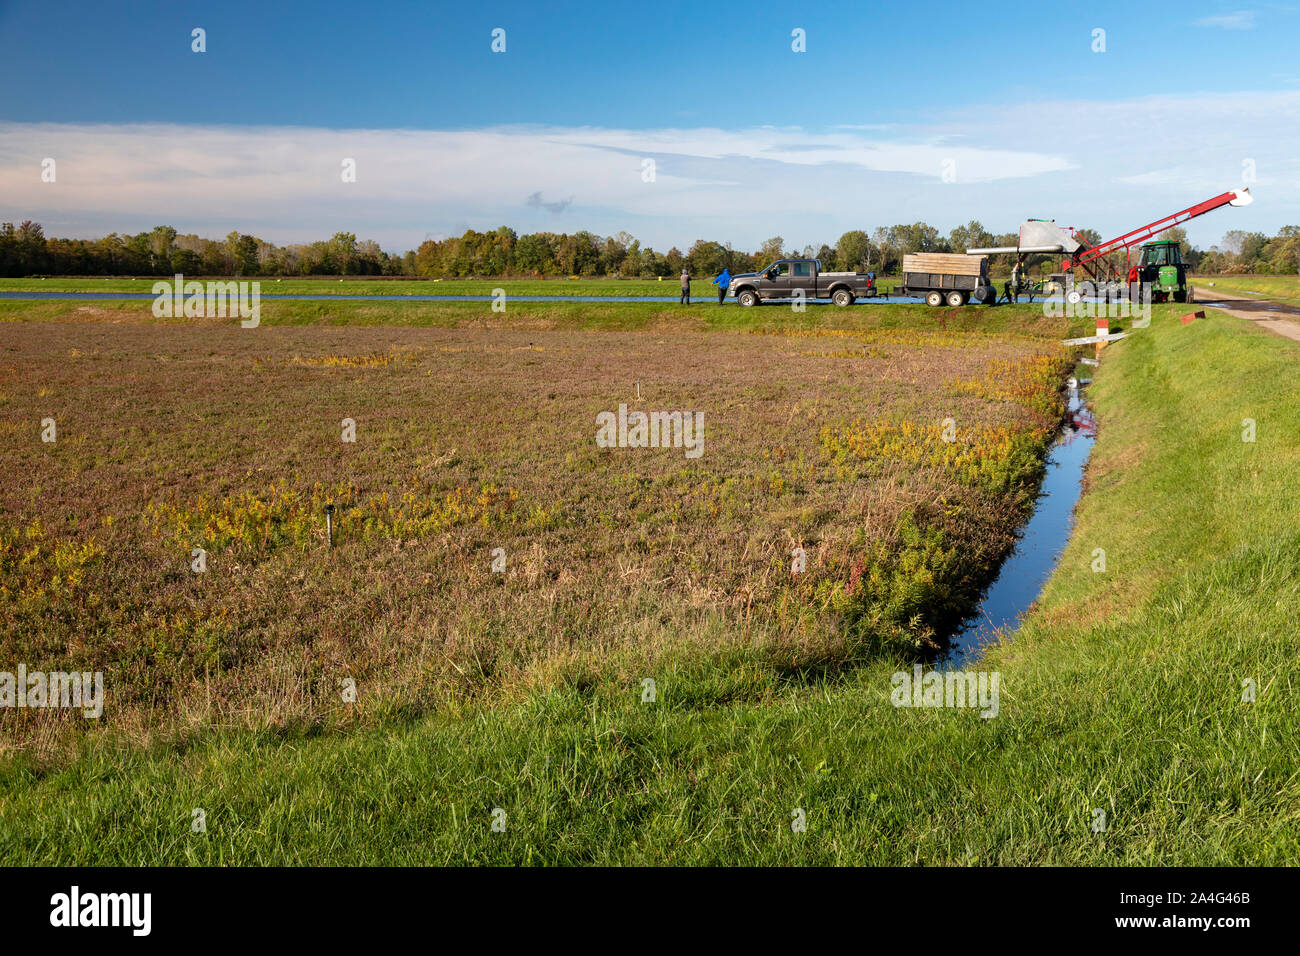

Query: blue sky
[1,0,1295,252]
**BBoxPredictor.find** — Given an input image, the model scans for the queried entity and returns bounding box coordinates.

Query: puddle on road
[940,381,1096,667]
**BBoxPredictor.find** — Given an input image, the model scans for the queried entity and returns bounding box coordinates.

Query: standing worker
[712,267,732,304]
[1010,259,1023,303]
[679,268,691,305]
[1127,263,1139,302]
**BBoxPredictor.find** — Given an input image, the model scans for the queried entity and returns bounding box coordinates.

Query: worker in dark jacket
[711,268,732,304]
[679,269,691,305]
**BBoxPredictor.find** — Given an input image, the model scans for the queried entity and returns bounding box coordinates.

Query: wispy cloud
[1194,10,1257,29]
[0,89,1292,251]
[525,191,573,215]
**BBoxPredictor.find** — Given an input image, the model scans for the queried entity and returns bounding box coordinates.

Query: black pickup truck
[728,258,876,307]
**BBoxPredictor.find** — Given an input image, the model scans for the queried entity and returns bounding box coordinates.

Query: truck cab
[729,258,873,307]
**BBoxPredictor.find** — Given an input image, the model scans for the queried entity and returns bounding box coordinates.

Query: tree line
[2,219,1297,278]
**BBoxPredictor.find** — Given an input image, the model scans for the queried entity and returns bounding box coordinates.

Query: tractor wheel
[946,291,965,307]
[832,288,855,307]
[737,290,759,307]
[1172,290,1187,303]
[925,291,943,307]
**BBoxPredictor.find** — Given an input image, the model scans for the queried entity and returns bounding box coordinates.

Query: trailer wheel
[946,291,965,307]
[832,288,855,307]
[737,290,759,307]
[1066,290,1082,305]
[925,291,943,307]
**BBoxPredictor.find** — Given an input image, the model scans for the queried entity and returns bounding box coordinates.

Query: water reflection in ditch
[940,381,1097,667]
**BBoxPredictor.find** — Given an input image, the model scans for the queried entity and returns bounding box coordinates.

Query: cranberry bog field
[4,297,1299,866]
[1,298,1079,756]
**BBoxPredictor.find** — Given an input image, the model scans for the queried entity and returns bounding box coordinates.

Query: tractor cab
[1136,240,1188,303]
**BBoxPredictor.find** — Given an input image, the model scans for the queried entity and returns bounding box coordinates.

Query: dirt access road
[1194,286,1300,342]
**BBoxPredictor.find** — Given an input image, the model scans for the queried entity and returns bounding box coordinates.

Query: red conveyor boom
[1074,188,1253,270]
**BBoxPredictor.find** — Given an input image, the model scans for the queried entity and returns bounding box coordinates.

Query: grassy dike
[2,304,1298,865]
[1193,274,1300,307]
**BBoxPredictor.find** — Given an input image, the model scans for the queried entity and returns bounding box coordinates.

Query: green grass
[1193,274,1300,307]
[2,302,1297,864]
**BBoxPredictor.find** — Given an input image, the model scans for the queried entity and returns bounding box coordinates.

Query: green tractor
[1136,239,1190,303]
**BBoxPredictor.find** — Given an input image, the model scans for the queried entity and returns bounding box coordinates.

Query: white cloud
[0,89,1294,252]
[1194,10,1257,29]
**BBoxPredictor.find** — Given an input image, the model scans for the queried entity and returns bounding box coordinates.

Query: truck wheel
[832,289,855,307]
[925,291,943,307]
[737,290,759,307]
[946,291,965,307]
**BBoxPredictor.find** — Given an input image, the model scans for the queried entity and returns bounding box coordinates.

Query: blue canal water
[941,382,1096,666]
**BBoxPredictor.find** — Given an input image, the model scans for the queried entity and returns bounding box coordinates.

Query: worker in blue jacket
[712,267,732,304]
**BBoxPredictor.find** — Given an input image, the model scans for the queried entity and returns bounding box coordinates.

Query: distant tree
[234,234,259,275]
[870,227,893,273]
[170,249,202,274]
[1219,230,1247,259]
[836,230,871,270]
[16,221,47,273]
[1240,232,1270,271]
[686,240,729,276]
[200,241,228,275]
[947,220,992,254]
[1269,226,1300,274]
[514,233,556,275]
[148,226,177,269]
[327,232,358,275]
[757,236,784,264]
[1156,226,1190,257]
[0,222,17,276]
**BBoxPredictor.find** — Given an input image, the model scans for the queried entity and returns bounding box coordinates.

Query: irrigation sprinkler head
[1229,188,1253,207]
[324,503,335,548]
